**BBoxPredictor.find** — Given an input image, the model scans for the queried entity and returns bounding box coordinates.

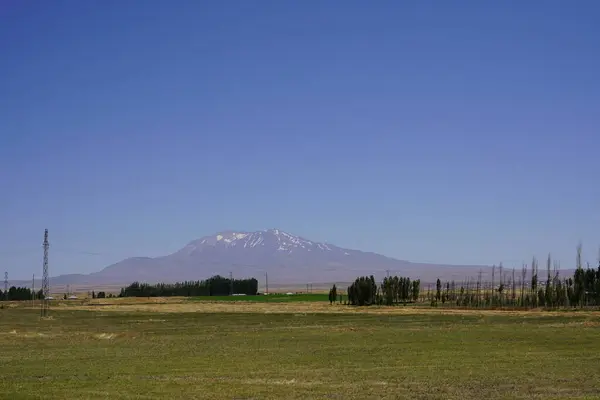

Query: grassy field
[188,293,329,302]
[1,302,600,399]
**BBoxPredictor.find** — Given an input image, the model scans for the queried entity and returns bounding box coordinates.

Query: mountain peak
[181,229,337,254]
[48,228,500,286]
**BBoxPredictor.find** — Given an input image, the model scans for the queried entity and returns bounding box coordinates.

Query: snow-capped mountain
[181,229,342,255]
[43,229,497,286]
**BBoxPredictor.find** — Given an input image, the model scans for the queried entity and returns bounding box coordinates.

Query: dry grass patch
[67,298,600,319]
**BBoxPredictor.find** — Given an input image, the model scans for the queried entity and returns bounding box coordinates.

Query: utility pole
[265,272,268,295]
[386,269,390,278]
[4,272,8,301]
[229,271,233,296]
[41,229,50,317]
[32,274,35,307]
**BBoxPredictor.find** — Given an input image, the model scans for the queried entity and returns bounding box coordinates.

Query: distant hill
[13,229,576,288]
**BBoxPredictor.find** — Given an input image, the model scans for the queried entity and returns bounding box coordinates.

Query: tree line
[424,246,600,309]
[119,275,258,297]
[0,287,44,301]
[341,245,600,310]
[346,275,420,306]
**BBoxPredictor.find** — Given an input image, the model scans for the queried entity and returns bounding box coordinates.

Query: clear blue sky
[1,0,599,280]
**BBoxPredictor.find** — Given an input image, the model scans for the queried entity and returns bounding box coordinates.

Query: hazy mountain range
[13,229,576,288]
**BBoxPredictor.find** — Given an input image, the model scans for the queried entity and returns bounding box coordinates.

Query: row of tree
[0,287,44,301]
[381,276,420,305]
[424,247,600,309]
[346,275,421,306]
[119,275,258,297]
[343,246,600,310]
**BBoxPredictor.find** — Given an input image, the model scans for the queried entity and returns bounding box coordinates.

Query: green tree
[348,276,377,306]
[411,279,420,302]
[1,286,36,301]
[531,256,538,308]
[119,276,259,297]
[328,284,337,305]
[595,255,600,305]
[574,243,585,307]
[381,277,394,306]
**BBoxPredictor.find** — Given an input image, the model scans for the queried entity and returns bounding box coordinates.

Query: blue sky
[1,0,599,280]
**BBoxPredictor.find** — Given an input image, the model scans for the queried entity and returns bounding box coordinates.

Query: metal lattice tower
[41,229,50,317]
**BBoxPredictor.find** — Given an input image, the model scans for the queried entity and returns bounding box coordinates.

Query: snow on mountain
[85,228,394,284]
[37,228,499,286]
[181,229,336,254]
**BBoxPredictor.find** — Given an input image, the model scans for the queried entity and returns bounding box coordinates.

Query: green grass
[188,293,330,302]
[1,307,600,399]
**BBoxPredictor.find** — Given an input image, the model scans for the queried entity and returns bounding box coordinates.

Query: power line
[0,247,116,258]
[53,248,105,256]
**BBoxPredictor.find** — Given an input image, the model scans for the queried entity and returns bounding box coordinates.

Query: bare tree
[477,270,482,308]
[499,263,504,306]
[492,264,496,306]
[521,263,527,307]
[512,268,516,306]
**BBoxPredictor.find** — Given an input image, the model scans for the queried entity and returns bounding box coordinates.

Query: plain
[1,300,600,400]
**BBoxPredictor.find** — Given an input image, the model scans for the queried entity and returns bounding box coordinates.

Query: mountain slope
[25,228,565,288]
[82,229,493,285]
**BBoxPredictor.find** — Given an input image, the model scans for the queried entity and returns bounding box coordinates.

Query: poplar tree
[328,284,337,305]
[545,254,553,308]
[574,243,585,307]
[521,263,527,307]
[531,256,538,308]
[411,279,420,302]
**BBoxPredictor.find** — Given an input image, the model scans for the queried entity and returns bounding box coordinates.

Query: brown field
[18,296,600,318]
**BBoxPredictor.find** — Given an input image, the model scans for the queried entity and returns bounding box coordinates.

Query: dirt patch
[583,320,600,327]
[544,320,600,328]
[94,333,117,340]
[65,299,600,318]
[1,330,55,339]
[239,378,353,387]
[129,319,167,323]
